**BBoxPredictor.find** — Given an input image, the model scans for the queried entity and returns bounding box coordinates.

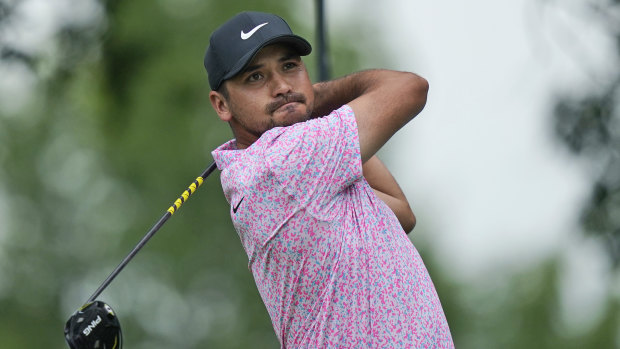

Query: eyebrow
[242,52,301,75]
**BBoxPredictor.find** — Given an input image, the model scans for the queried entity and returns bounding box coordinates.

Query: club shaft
[316,0,330,81]
[86,161,218,303]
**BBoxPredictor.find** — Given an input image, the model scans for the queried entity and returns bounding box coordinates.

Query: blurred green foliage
[0,0,619,348]
[0,0,361,347]
[552,0,620,268]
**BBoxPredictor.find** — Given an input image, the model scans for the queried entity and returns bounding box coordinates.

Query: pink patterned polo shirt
[212,105,453,348]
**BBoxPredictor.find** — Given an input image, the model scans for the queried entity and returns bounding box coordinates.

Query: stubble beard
[230,92,314,138]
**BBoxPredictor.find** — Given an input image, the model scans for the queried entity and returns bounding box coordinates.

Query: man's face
[210,43,315,148]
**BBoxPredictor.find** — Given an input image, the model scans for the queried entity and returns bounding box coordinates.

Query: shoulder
[265,105,356,156]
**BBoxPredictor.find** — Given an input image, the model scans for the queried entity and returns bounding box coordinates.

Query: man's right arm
[312,69,429,162]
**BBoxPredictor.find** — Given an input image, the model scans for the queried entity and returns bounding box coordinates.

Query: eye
[247,72,263,82]
[283,62,298,70]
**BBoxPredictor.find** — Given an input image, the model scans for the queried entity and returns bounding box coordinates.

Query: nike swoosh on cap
[241,22,268,40]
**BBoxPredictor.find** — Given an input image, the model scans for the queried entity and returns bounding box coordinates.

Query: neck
[229,124,254,150]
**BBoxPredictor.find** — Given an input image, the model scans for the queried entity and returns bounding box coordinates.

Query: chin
[289,114,312,126]
[275,109,311,127]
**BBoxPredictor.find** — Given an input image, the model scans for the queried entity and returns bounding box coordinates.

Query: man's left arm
[363,156,416,234]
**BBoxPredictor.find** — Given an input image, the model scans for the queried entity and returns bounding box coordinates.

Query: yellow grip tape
[167,177,205,215]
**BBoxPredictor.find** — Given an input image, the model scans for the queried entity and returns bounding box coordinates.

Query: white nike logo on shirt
[241,22,268,40]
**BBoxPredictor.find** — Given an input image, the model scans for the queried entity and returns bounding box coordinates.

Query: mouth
[275,101,300,113]
[266,93,306,114]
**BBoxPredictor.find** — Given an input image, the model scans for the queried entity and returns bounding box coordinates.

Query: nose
[270,72,292,97]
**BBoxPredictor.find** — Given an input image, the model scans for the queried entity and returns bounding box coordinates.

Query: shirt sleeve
[263,104,363,210]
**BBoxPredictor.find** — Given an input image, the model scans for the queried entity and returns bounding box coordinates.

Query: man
[205,11,453,348]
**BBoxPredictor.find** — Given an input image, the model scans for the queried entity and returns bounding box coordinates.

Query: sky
[323,0,617,330]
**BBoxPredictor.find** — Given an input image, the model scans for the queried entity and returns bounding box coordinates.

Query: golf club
[316,0,330,81]
[64,161,217,348]
[65,2,332,345]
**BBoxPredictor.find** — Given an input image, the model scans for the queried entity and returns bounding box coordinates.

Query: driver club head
[64,300,122,349]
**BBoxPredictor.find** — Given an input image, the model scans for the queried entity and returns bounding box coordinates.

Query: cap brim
[221,35,312,85]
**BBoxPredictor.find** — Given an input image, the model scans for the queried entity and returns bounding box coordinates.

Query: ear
[209,91,232,122]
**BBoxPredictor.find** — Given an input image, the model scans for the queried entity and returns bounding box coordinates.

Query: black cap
[204,11,312,90]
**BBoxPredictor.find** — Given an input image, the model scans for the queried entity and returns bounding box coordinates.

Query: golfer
[205,11,453,348]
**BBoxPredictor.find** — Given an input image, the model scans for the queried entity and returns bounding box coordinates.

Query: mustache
[265,93,307,114]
